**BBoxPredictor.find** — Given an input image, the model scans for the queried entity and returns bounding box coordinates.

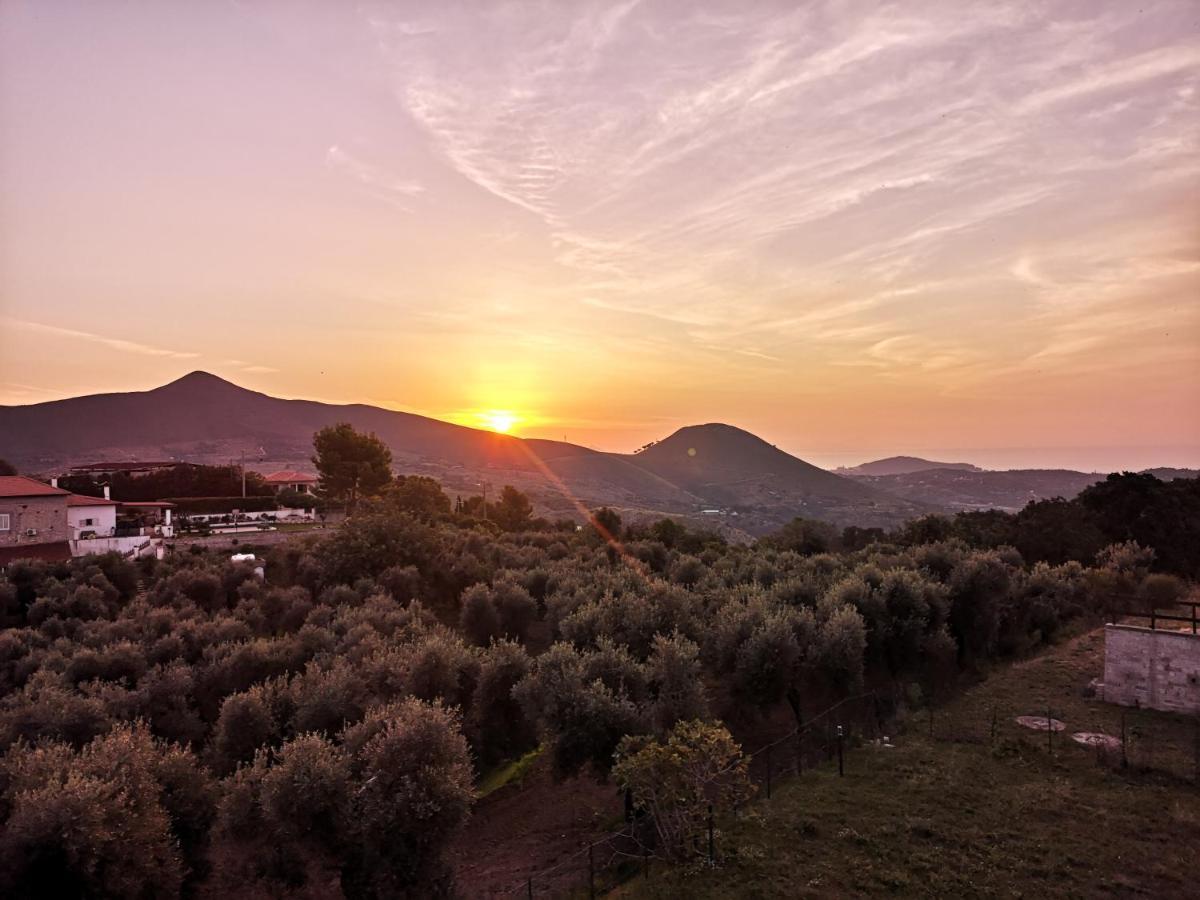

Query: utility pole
[240,450,247,499]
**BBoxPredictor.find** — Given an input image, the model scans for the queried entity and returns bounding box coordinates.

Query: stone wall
[0,495,69,547]
[1103,624,1200,715]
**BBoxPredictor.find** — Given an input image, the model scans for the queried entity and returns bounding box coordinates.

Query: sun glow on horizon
[480,410,518,434]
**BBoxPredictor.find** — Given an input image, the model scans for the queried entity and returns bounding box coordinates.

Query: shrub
[647,632,707,732]
[459,584,500,647]
[492,578,538,643]
[0,725,188,898]
[341,699,474,895]
[212,688,276,775]
[613,720,753,860]
[514,642,647,776]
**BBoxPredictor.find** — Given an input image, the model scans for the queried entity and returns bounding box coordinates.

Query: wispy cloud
[325,144,424,209]
[358,0,1197,387]
[3,318,200,360]
[223,358,279,375]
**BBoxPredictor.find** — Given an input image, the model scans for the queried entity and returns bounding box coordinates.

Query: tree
[0,725,191,899]
[613,721,753,860]
[459,584,501,646]
[1080,474,1200,578]
[490,485,533,532]
[385,475,451,520]
[947,551,1011,662]
[514,642,647,777]
[467,640,537,766]
[762,517,839,555]
[590,507,622,542]
[340,699,474,896]
[647,632,707,732]
[1011,499,1104,565]
[312,423,393,509]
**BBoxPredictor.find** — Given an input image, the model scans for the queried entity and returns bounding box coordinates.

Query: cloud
[356,1,1199,387]
[2,318,200,360]
[325,145,424,209]
[223,359,279,374]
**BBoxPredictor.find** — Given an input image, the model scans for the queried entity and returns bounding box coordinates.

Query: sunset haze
[2,0,1197,471]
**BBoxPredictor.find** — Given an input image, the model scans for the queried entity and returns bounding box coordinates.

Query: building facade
[67,494,119,540]
[264,470,319,494]
[0,476,72,564]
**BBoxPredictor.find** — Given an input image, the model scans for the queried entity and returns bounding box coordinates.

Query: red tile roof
[0,476,70,498]
[0,542,72,566]
[67,494,116,507]
[264,471,318,483]
[119,501,176,508]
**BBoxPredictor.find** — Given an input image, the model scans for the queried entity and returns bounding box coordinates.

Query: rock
[1015,715,1066,732]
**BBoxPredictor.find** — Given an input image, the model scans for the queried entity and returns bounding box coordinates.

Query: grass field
[621,628,1200,899]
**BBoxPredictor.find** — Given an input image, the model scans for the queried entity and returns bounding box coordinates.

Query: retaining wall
[1103,623,1200,715]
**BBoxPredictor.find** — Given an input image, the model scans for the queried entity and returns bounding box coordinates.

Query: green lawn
[625,629,1200,898]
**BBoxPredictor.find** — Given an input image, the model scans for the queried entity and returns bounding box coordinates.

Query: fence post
[707,803,714,865]
[1194,719,1199,784]
[1046,707,1053,757]
[1121,711,1128,769]
[527,877,533,899]
[765,744,772,799]
[1192,603,1197,634]
[588,844,595,900]
[837,725,844,777]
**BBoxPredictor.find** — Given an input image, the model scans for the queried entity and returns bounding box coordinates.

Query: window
[81,518,95,527]
[0,514,9,531]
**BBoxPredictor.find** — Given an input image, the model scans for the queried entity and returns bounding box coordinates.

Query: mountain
[0,372,922,533]
[849,464,1199,512]
[838,455,982,476]
[849,467,1106,512]
[627,424,923,529]
[1140,467,1200,481]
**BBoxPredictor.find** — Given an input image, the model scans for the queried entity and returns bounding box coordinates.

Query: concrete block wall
[1103,624,1200,715]
[0,496,70,547]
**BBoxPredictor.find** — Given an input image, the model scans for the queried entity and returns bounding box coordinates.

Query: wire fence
[507,686,1199,897]
[513,692,883,897]
[922,696,1200,784]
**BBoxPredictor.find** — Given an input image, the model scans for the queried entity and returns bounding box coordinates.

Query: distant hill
[838,455,982,476]
[10,373,1183,529]
[849,467,1105,512]
[1140,467,1200,481]
[626,424,924,527]
[0,373,923,532]
[850,465,1198,512]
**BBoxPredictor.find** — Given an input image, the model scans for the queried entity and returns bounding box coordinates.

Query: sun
[480,410,517,434]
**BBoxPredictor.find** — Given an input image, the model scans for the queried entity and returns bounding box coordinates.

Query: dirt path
[448,755,624,898]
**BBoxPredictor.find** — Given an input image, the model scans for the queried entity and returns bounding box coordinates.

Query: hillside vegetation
[630,627,1199,898]
[0,462,1195,897]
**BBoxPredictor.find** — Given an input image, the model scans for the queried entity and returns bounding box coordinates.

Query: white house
[264,470,319,494]
[67,493,118,540]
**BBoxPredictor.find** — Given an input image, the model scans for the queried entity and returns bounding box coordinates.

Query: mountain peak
[164,370,233,387]
[637,422,797,469]
[155,371,247,395]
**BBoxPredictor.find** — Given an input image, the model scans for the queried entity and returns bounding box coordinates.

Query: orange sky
[1,1,1197,471]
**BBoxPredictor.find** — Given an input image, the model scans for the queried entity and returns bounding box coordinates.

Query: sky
[1,0,1198,471]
